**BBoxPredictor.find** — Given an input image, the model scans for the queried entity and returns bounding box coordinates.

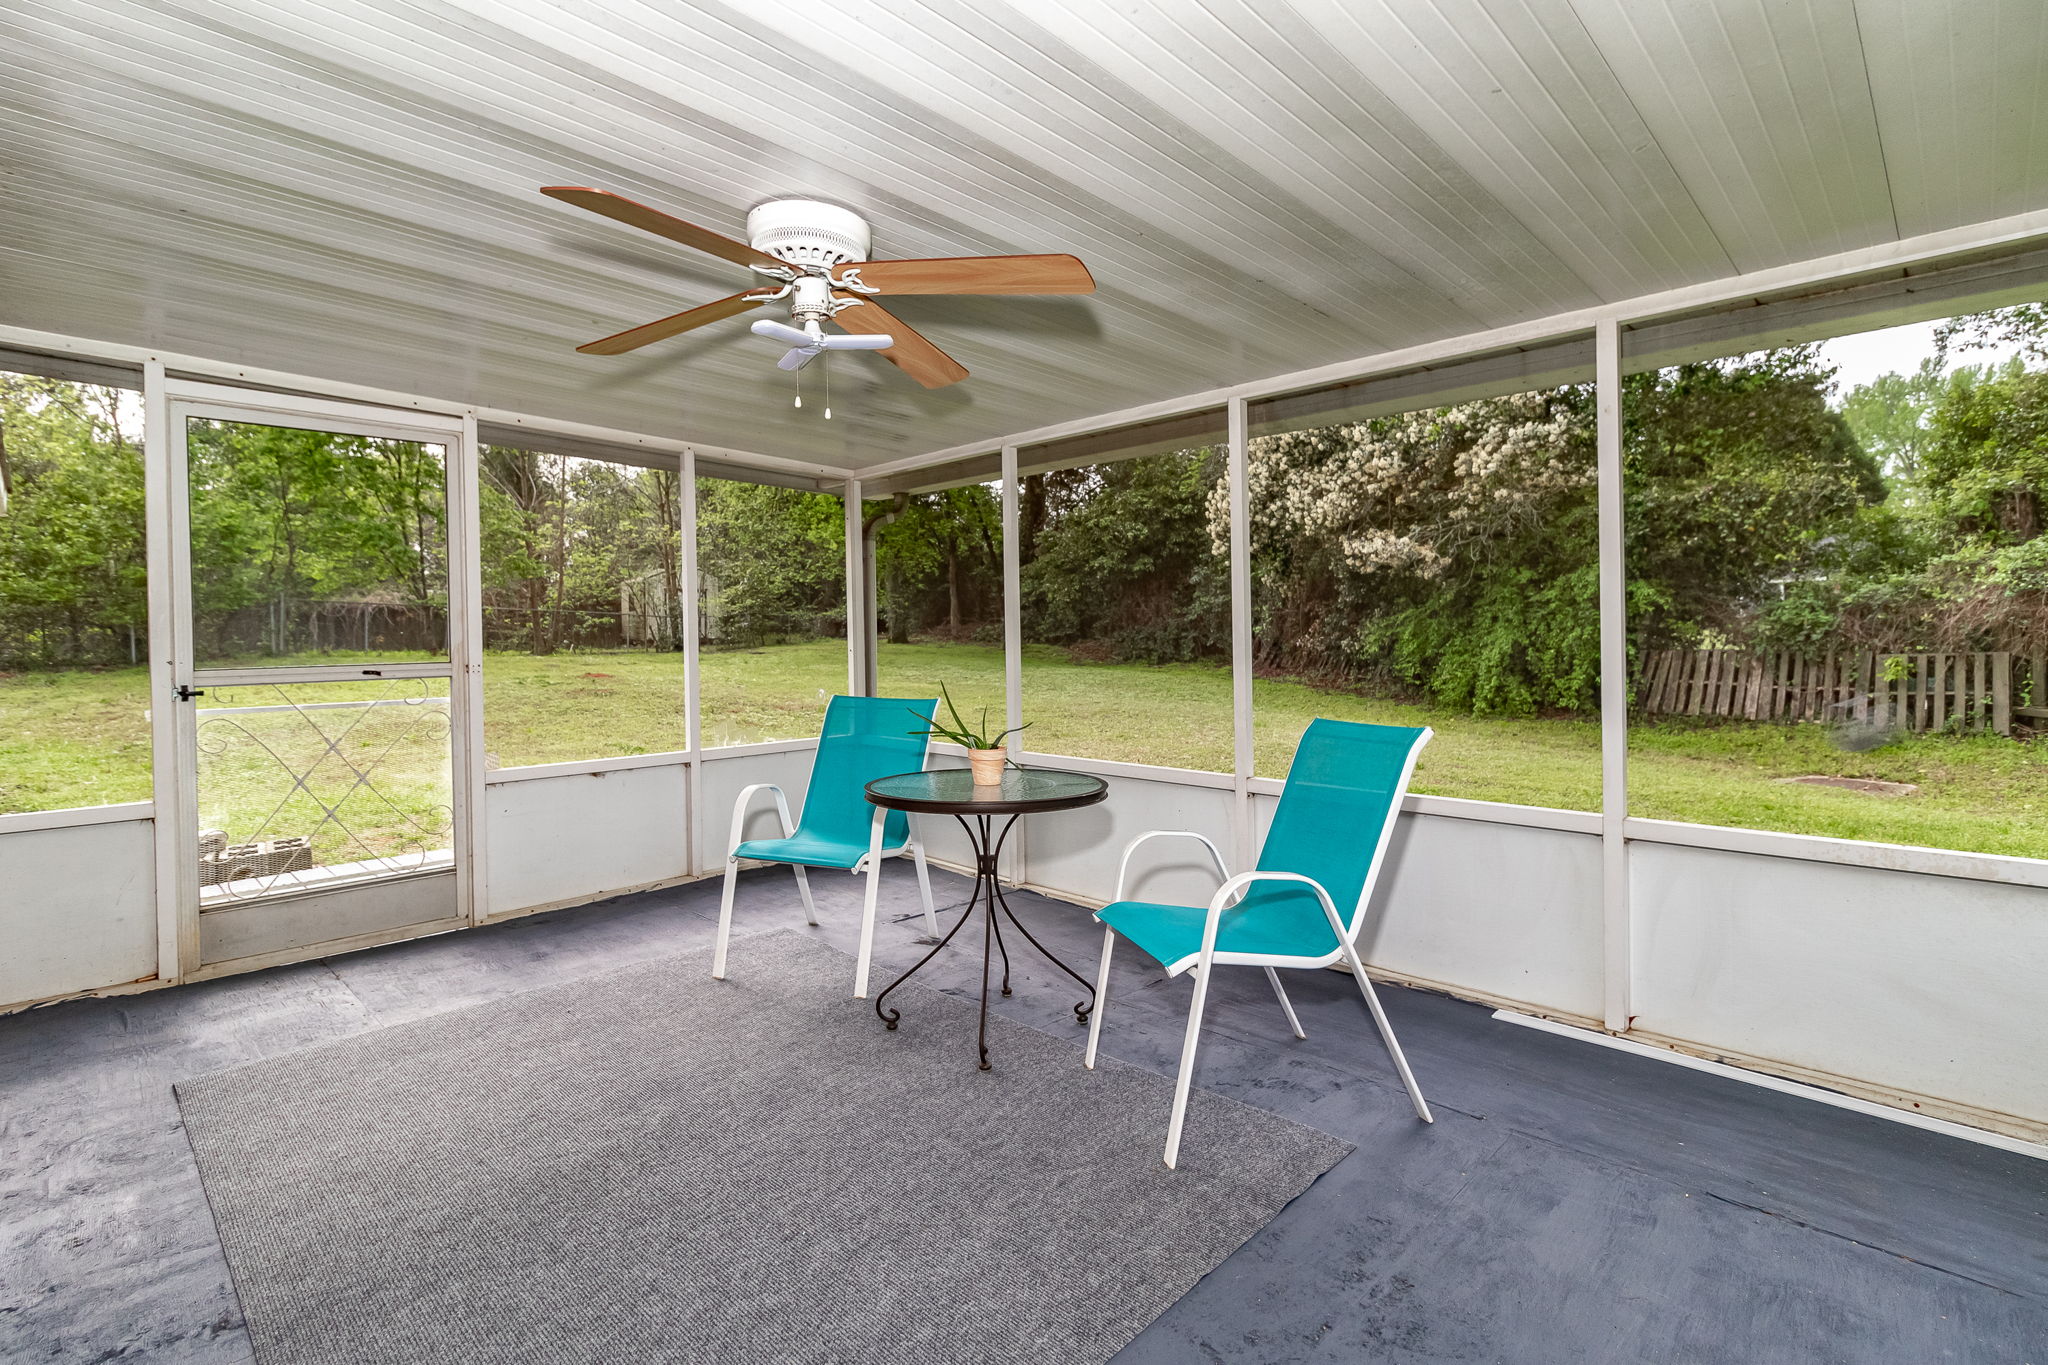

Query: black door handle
[175,684,206,701]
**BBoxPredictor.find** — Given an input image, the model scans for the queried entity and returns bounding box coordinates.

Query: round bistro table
[864,767,1108,1069]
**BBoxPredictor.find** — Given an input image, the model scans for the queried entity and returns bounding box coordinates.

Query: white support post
[453,412,487,924]
[844,478,866,697]
[1227,397,1254,873]
[1596,317,1631,1033]
[142,359,190,984]
[1001,445,1025,886]
[680,448,702,874]
[1002,446,1023,756]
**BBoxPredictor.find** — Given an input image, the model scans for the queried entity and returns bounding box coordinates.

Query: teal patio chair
[712,694,939,997]
[1084,718,1435,1167]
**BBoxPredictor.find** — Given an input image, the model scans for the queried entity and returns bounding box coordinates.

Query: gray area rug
[176,929,1349,1364]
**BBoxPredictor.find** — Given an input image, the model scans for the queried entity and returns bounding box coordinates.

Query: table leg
[975,843,996,1070]
[991,879,1097,1025]
[869,812,1095,1065]
[987,871,1013,997]
[873,814,1020,1054]
[873,855,982,1031]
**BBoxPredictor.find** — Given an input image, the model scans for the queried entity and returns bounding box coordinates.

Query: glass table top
[864,766,1108,813]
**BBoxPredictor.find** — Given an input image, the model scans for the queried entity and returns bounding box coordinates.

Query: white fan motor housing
[747,199,871,269]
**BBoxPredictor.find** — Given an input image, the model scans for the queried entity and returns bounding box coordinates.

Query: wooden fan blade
[575,292,765,355]
[845,254,1094,295]
[831,293,969,388]
[541,186,784,272]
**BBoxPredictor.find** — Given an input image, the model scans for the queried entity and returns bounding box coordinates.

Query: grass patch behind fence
[6,639,2047,859]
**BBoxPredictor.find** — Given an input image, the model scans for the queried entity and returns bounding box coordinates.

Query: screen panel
[695,474,848,748]
[0,370,152,814]
[1624,299,2048,858]
[1018,411,1233,772]
[478,449,685,768]
[1246,341,1603,810]
[871,480,1004,739]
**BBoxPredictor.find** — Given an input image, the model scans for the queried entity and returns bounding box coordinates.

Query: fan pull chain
[824,352,832,420]
[793,365,802,409]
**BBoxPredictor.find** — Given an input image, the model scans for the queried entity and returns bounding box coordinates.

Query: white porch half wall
[8,743,2041,1150]
[0,813,158,1007]
[484,762,691,921]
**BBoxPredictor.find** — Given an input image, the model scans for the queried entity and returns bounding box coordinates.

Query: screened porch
[3,4,2046,1362]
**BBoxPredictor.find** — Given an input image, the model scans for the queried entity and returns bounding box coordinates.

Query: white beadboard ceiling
[1,0,2044,474]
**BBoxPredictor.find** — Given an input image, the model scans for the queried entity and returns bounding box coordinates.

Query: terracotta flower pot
[968,748,1007,786]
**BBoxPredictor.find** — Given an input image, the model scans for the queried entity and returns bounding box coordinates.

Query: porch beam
[1596,317,1630,1034]
[681,446,703,875]
[1227,397,1253,873]
[142,360,185,986]
[1002,446,1023,761]
[1002,445,1027,888]
[843,479,867,697]
[453,412,488,927]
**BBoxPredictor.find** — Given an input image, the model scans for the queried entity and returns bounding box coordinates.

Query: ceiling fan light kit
[541,186,1095,392]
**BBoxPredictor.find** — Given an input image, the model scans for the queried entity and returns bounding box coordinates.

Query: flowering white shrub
[1206,390,1593,581]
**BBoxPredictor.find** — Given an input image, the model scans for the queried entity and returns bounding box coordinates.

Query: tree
[481,446,558,652]
[3,373,470,665]
[474,452,687,654]
[0,374,147,665]
[1921,364,2048,542]
[872,485,1001,642]
[694,478,843,645]
[1225,386,1598,712]
[641,469,686,645]
[1935,302,2048,368]
[1841,359,1946,481]
[1757,353,2047,657]
[1819,363,2048,654]
[1213,349,1883,714]
[1622,348,1883,649]
[1021,452,1228,663]
[182,420,447,657]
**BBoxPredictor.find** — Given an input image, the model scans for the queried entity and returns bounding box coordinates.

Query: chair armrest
[1194,870,1338,960]
[728,783,796,856]
[1114,830,1230,903]
[851,804,896,873]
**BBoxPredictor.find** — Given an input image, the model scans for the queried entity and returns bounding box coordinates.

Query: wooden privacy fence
[1634,648,2048,736]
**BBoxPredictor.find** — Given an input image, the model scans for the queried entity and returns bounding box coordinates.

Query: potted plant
[910,684,1029,786]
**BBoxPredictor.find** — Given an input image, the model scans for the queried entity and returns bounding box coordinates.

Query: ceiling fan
[541,188,1096,388]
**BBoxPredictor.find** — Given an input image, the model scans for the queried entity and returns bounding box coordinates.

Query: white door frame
[145,375,483,981]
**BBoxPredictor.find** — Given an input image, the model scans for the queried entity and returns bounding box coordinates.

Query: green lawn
[7,639,2048,859]
[483,652,687,765]
[1,666,157,812]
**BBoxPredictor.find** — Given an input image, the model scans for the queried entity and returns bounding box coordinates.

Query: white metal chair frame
[711,782,938,998]
[1084,741,1434,1168]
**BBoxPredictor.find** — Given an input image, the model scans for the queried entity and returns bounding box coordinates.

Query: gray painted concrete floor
[3,866,2044,1363]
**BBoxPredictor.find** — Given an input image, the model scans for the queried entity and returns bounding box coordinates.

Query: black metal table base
[873,813,1096,1069]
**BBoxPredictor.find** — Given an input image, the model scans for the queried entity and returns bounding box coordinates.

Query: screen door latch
[174,684,206,701]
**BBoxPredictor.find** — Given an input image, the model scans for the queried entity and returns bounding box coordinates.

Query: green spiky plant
[908,682,1029,752]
